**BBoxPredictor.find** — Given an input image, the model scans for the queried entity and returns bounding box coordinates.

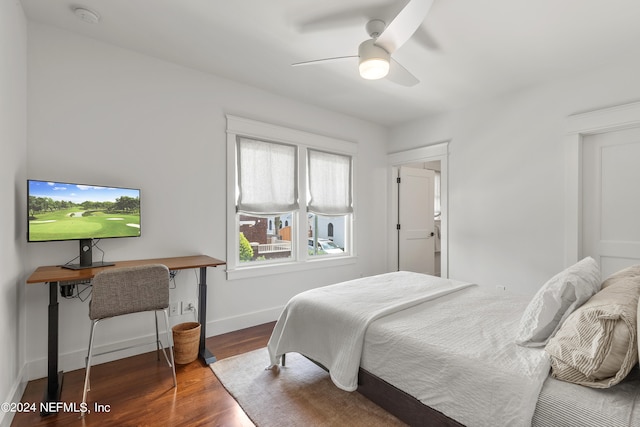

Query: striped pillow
[545,264,640,388]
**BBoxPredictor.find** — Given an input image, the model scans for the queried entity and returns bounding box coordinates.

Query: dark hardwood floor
[11,322,275,427]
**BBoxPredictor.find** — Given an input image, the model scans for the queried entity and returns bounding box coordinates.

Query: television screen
[28,180,141,242]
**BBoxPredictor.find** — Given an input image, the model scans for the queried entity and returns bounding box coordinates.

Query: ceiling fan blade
[292,56,357,67]
[386,58,419,87]
[375,0,434,54]
[295,4,391,33]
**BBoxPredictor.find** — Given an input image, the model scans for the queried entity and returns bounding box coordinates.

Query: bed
[267,262,640,426]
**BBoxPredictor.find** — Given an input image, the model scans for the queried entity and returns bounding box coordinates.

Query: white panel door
[582,127,640,278]
[398,167,435,274]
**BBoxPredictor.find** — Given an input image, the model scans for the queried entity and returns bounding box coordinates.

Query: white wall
[0,0,28,424]
[390,60,640,296]
[24,23,389,380]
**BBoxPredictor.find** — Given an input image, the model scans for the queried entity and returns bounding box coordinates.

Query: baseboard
[0,364,27,427]
[26,333,170,381]
[206,305,283,336]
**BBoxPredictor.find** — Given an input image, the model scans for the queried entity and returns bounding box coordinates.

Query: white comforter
[267,271,475,391]
[362,285,551,427]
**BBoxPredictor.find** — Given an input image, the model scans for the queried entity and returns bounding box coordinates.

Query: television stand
[59,261,115,270]
[59,238,115,270]
[58,261,116,270]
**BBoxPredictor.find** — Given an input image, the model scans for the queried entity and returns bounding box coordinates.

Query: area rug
[210,348,406,426]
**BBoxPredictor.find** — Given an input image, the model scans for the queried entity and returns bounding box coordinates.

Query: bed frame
[357,367,464,427]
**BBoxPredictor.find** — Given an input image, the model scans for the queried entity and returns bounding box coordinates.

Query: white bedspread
[362,285,551,427]
[267,271,475,391]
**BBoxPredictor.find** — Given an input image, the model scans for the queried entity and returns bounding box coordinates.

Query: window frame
[226,115,357,280]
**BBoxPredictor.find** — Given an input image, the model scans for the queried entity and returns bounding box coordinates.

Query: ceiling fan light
[358,39,390,80]
[359,58,390,80]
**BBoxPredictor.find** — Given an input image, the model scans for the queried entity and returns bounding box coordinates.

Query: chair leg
[157,311,173,369]
[82,319,100,415]
[163,309,177,388]
[155,311,161,361]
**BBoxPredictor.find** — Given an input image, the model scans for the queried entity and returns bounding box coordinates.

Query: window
[236,138,297,263]
[226,115,356,278]
[306,149,352,257]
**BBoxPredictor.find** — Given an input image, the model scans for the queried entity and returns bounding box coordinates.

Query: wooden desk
[27,255,226,414]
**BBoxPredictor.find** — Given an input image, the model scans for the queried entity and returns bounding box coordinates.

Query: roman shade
[307,149,352,215]
[236,137,298,214]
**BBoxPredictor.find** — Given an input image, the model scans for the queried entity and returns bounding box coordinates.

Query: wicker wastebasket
[172,322,201,364]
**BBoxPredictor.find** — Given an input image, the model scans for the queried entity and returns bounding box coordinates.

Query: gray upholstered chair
[81,264,177,411]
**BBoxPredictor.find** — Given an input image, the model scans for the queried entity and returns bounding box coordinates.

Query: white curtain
[308,149,352,215]
[237,137,298,214]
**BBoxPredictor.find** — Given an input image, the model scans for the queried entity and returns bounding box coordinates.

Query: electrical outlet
[181,299,197,315]
[169,302,179,317]
[496,285,507,292]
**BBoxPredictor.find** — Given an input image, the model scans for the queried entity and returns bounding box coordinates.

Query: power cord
[169,270,179,289]
[185,269,201,321]
[59,280,92,301]
[183,301,198,321]
[93,239,106,264]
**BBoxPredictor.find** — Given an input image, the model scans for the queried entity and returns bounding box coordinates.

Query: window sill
[226,255,357,281]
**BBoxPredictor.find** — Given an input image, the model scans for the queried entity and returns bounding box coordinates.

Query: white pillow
[515,257,601,347]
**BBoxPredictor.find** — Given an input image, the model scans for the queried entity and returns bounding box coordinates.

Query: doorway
[581,126,640,277]
[397,165,438,275]
[563,101,640,273]
[388,142,449,277]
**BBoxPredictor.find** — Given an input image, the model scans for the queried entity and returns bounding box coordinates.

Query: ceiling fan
[292,0,434,87]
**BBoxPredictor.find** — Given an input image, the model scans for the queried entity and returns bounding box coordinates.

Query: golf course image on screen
[28,180,140,242]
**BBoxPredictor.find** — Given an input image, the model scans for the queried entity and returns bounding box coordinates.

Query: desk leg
[198,267,216,364]
[41,281,63,416]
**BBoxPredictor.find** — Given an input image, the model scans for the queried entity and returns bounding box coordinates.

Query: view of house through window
[308,213,346,256]
[239,213,294,262]
[238,212,348,261]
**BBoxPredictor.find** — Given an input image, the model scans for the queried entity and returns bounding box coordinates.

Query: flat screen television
[27,179,141,270]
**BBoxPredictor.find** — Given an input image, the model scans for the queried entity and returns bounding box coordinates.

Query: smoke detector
[73,7,100,24]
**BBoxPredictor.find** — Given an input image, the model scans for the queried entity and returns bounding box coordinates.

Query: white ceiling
[20,0,640,126]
